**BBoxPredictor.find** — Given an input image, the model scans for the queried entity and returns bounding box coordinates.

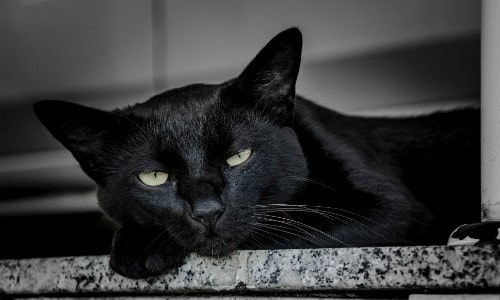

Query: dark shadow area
[0,212,116,259]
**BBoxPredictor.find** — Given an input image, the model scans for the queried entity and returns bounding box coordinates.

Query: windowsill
[1,245,498,297]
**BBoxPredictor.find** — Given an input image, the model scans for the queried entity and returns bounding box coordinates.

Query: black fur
[34,28,479,278]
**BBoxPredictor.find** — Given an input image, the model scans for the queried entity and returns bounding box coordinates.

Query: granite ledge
[1,245,499,296]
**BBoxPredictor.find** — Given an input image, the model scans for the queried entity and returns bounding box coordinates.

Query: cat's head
[34,28,308,255]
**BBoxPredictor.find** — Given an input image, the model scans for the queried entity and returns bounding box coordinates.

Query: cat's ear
[234,27,302,121]
[34,100,121,184]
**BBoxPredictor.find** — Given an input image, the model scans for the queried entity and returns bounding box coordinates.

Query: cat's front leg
[109,225,188,279]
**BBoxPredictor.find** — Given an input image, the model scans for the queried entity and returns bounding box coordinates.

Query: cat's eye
[138,171,169,186]
[226,149,252,167]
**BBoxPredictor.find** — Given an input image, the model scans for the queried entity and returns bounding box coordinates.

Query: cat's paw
[110,250,186,279]
[109,225,188,279]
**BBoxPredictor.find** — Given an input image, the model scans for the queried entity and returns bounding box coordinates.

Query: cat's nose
[190,199,224,226]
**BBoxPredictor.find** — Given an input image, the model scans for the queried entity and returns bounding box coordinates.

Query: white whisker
[287,176,342,195]
[254,212,351,247]
[255,204,387,239]
[251,220,322,246]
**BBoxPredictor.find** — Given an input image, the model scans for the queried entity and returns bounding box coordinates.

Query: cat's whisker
[250,223,289,242]
[245,231,267,249]
[250,226,284,245]
[254,207,342,226]
[307,209,385,239]
[255,205,387,239]
[310,205,390,230]
[248,213,318,247]
[257,206,349,224]
[253,213,351,247]
[219,236,229,250]
[250,221,322,246]
[258,203,391,231]
[270,176,391,237]
[253,214,317,239]
[231,219,274,249]
[250,218,321,247]
[286,175,343,196]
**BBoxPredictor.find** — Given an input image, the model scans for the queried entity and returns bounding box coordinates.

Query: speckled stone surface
[1,245,499,296]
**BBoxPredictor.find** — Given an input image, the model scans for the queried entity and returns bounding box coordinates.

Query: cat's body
[34,28,479,278]
[292,97,478,247]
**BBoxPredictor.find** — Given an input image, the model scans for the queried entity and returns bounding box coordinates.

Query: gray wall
[0,0,155,105]
[163,0,480,84]
[1,0,480,106]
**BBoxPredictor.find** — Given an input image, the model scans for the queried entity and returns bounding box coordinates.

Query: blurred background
[0,0,480,258]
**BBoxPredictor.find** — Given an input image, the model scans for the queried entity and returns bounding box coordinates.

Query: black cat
[34,28,479,278]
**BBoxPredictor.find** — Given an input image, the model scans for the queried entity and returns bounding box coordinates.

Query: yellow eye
[226,149,252,167]
[138,171,169,186]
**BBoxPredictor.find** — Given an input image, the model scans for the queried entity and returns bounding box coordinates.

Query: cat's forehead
[136,83,222,117]
[120,83,241,150]
[118,82,265,154]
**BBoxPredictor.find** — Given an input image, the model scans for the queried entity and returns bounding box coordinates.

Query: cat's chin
[192,237,236,257]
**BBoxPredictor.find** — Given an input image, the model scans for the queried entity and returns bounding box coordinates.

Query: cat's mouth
[187,223,237,257]
[193,234,234,257]
[171,212,244,257]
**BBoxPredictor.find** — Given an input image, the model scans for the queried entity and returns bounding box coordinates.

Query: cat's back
[295,97,480,231]
[294,97,479,163]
